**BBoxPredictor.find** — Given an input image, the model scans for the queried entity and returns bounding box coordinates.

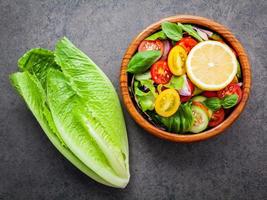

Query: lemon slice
[186,41,237,91]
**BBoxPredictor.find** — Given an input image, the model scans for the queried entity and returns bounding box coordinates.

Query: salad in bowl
[121,16,251,142]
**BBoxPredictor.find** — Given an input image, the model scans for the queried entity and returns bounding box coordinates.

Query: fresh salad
[127,22,242,134]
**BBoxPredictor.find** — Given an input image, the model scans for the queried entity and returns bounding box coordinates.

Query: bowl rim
[120,15,251,142]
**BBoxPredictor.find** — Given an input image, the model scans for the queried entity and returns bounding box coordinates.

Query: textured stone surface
[0,0,266,199]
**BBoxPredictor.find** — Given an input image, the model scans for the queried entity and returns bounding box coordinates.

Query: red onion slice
[160,40,172,61]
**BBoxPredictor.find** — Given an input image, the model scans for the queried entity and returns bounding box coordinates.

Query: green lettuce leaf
[9,37,130,188]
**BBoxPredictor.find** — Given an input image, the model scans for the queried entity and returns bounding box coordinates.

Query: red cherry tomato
[217,83,242,103]
[176,37,198,53]
[202,91,218,98]
[208,108,225,127]
[150,61,172,84]
[138,39,164,55]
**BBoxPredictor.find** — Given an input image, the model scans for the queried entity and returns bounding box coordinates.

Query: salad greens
[177,23,204,42]
[127,50,161,74]
[153,103,194,133]
[10,37,129,188]
[161,21,183,41]
[204,94,238,111]
[145,30,167,40]
[128,21,243,133]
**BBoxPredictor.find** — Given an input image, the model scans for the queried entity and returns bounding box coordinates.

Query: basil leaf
[204,97,222,111]
[222,94,238,109]
[127,50,161,74]
[177,23,204,42]
[145,30,167,40]
[165,76,184,90]
[161,21,183,41]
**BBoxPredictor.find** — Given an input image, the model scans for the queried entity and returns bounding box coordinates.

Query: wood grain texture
[120,15,251,143]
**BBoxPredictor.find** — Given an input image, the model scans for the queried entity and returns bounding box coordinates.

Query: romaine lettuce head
[10,37,129,188]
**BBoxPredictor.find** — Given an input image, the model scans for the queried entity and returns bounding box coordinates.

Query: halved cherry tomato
[150,61,172,84]
[167,45,187,75]
[208,108,225,127]
[138,39,164,55]
[155,88,180,117]
[217,83,242,103]
[202,91,218,98]
[176,36,198,53]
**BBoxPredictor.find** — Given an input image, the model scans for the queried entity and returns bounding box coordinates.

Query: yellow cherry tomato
[155,88,180,117]
[167,45,187,76]
[231,76,239,84]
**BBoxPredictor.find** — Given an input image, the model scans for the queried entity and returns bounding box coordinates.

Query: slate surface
[0,0,266,199]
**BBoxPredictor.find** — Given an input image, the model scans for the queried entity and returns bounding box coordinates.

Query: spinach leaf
[161,21,183,41]
[177,23,204,42]
[145,30,167,40]
[127,50,161,74]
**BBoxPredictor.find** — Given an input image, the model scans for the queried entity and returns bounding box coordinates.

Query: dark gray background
[1,0,266,199]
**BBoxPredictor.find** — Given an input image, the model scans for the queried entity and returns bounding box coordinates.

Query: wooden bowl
[120,15,251,142]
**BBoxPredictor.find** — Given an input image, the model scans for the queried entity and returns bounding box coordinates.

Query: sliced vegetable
[138,39,164,55]
[145,30,167,40]
[176,36,198,53]
[150,60,172,84]
[160,40,172,61]
[155,88,180,117]
[161,21,183,41]
[127,50,161,74]
[192,101,212,119]
[135,71,151,81]
[178,75,195,96]
[190,105,209,133]
[167,45,187,75]
[153,103,193,133]
[180,95,192,103]
[177,23,204,42]
[192,95,207,103]
[208,108,225,127]
[217,83,242,103]
[231,76,239,84]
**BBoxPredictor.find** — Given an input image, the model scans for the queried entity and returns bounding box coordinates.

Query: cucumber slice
[190,105,209,133]
[192,95,207,103]
[134,71,151,81]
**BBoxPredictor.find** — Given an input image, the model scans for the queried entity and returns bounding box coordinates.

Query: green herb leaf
[127,50,161,74]
[161,21,183,41]
[145,30,167,40]
[177,23,204,42]
[222,94,238,109]
[204,97,222,111]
